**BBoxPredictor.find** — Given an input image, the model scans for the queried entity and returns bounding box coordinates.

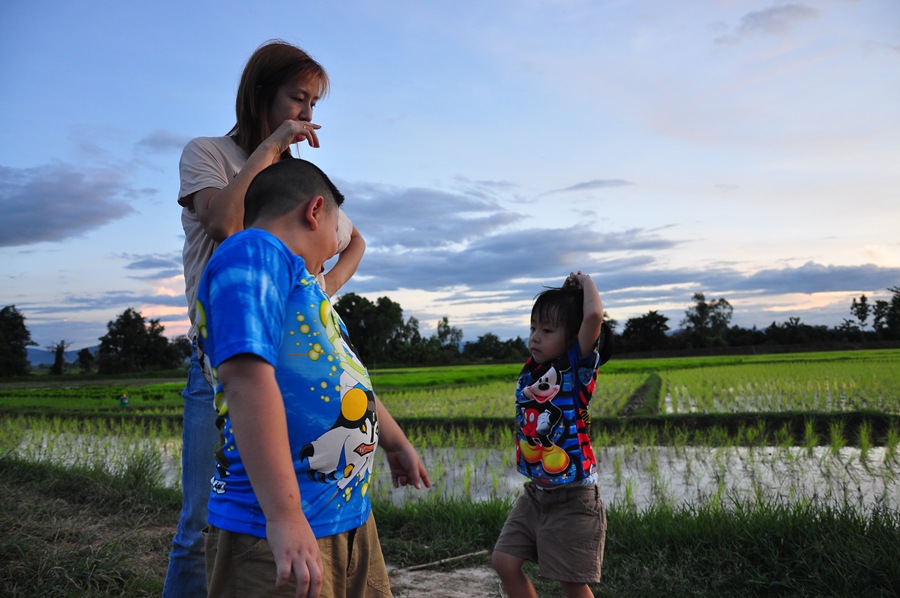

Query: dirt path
[389,565,504,597]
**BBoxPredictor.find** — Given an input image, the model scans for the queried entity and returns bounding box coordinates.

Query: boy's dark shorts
[205,512,392,597]
[494,482,606,584]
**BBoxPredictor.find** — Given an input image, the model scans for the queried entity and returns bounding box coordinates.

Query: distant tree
[872,300,890,334]
[333,293,404,364]
[76,347,95,373]
[764,317,834,345]
[462,333,529,362]
[503,337,529,360]
[170,335,193,363]
[837,318,861,340]
[620,311,670,353]
[680,293,733,348]
[851,295,870,330]
[47,340,71,375]
[0,305,36,377]
[387,316,424,363]
[97,308,182,374]
[886,286,900,340]
[433,317,463,353]
[726,324,766,347]
[98,308,145,374]
[462,332,502,361]
[869,286,900,339]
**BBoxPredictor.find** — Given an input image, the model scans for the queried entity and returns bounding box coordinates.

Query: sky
[1,0,899,351]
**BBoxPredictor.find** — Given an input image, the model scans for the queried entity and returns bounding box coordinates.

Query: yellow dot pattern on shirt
[288,306,341,403]
[317,380,331,402]
[342,387,368,421]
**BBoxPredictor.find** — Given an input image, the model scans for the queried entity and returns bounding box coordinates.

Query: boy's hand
[385,443,431,490]
[267,515,323,598]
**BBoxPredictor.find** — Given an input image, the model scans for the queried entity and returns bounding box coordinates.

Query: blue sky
[1,0,898,350]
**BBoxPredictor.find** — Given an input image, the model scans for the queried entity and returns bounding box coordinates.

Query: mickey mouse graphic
[517,364,570,475]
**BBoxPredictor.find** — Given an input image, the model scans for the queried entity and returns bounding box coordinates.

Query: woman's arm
[195,120,322,242]
[322,226,366,296]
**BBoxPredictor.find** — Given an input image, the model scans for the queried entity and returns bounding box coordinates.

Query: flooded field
[14,431,900,512]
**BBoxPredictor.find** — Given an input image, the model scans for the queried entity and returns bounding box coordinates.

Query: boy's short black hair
[243,158,345,228]
[531,286,584,344]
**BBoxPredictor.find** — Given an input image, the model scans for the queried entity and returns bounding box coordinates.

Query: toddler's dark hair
[531,286,584,344]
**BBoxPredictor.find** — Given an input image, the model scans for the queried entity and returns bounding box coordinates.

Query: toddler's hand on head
[564,271,587,289]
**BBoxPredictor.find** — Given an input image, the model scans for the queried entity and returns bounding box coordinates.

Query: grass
[602,500,900,597]
[3,453,897,597]
[375,495,900,597]
[0,454,180,597]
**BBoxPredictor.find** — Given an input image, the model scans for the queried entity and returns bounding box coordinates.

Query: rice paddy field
[2,348,899,596]
[2,348,898,512]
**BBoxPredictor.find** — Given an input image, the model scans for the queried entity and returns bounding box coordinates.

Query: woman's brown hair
[228,40,329,156]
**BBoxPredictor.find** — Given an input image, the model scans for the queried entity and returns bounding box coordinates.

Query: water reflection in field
[14,430,184,488]
[14,432,900,512]
[375,445,900,512]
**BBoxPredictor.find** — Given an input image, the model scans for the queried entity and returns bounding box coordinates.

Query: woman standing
[165,40,365,597]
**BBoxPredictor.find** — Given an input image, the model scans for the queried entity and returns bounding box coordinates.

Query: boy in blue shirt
[197,158,429,597]
[493,272,612,598]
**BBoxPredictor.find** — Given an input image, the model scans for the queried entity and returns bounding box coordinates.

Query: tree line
[0,306,190,377]
[1,285,899,377]
[613,286,900,353]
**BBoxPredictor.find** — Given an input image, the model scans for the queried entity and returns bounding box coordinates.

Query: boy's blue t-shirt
[196,228,378,539]
[514,340,602,486]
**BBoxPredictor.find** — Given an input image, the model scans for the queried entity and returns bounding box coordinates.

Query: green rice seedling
[775,423,792,449]
[829,421,847,457]
[803,419,818,456]
[858,420,873,470]
[657,353,900,415]
[741,422,760,446]
[671,424,690,457]
[886,425,900,466]
[593,426,613,450]
[612,450,623,489]
[623,478,636,513]
[647,448,659,482]
[462,461,473,499]
[705,425,731,447]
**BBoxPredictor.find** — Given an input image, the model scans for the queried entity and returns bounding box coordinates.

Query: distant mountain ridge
[27,346,97,367]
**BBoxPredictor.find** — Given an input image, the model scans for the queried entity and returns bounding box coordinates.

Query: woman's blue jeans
[163,348,219,597]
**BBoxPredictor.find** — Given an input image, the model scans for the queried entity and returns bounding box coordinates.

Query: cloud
[115,252,184,281]
[331,178,683,294]
[0,163,137,247]
[550,179,634,194]
[45,292,186,313]
[340,181,521,250]
[715,4,822,44]
[331,180,895,315]
[739,262,900,294]
[121,252,182,271]
[126,259,179,271]
[135,129,191,155]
